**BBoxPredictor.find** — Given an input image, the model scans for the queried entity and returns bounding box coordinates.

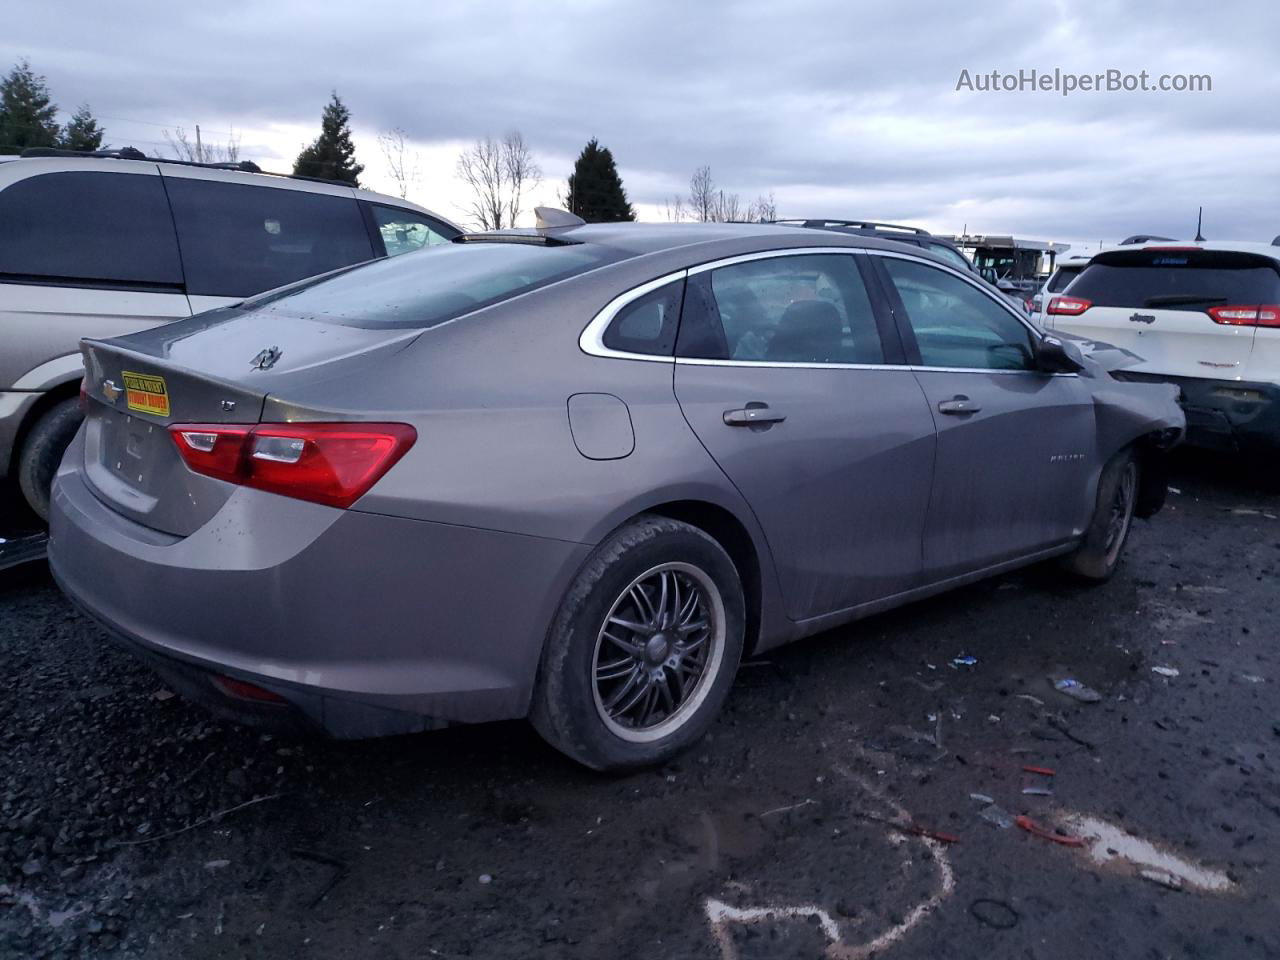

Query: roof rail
[769,218,932,236]
[16,146,357,188]
[1119,234,1177,245]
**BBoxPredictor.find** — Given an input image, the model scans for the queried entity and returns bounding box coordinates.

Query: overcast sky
[6,0,1278,251]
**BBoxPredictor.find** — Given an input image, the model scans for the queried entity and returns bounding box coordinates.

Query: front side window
[1047,266,1082,293]
[678,254,884,364]
[165,178,376,297]
[0,171,182,286]
[370,205,457,257]
[882,257,1037,371]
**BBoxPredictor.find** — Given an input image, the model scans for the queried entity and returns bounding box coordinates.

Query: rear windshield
[241,240,626,328]
[926,242,974,272]
[1069,249,1280,310]
[1047,265,1082,293]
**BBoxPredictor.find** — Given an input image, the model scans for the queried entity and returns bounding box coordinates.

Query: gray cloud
[6,0,1277,245]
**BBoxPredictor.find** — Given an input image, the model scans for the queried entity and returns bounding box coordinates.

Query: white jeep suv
[0,149,460,520]
[1045,241,1280,453]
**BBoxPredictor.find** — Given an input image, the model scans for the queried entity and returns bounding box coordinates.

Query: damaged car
[50,219,1184,771]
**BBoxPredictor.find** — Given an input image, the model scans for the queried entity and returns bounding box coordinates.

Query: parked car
[1044,241,1280,453]
[50,220,1183,771]
[0,148,460,520]
[770,219,1028,310]
[1031,254,1094,322]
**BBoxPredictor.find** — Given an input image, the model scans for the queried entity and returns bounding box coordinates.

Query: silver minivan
[0,150,459,519]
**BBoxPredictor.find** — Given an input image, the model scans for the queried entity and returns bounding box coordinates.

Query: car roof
[0,154,457,228]
[473,221,967,268]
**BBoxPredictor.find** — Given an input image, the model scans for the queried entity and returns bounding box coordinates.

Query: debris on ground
[969,898,1019,929]
[1050,676,1102,703]
[1015,815,1085,847]
[854,811,961,844]
[1061,814,1234,893]
[952,655,978,668]
[978,803,1015,829]
[1141,869,1184,891]
[1022,765,1056,776]
[1021,786,1053,797]
[1152,666,1180,678]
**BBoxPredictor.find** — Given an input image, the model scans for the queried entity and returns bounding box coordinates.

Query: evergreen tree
[0,60,60,154]
[293,93,363,185]
[564,138,634,222]
[59,104,106,152]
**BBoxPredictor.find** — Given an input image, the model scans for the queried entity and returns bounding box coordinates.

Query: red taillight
[1208,305,1280,327]
[1047,296,1092,317]
[211,675,286,703]
[169,422,416,509]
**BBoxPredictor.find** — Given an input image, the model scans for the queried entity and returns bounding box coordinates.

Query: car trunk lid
[79,311,421,536]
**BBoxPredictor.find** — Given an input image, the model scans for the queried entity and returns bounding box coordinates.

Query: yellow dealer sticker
[121,371,171,418]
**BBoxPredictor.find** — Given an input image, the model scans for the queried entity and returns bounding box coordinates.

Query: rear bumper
[49,438,591,738]
[1111,371,1280,453]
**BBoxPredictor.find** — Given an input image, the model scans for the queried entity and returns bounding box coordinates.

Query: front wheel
[531,516,745,771]
[1059,447,1139,582]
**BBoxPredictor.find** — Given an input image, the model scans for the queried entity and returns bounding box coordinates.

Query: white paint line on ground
[1062,814,1234,893]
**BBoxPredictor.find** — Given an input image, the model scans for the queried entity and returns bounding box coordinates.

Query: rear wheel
[17,398,82,522]
[531,516,745,771]
[1060,447,1139,582]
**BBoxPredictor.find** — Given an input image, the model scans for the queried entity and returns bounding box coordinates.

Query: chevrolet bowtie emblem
[101,379,122,403]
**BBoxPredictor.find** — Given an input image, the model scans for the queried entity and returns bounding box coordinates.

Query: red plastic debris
[1022,765,1057,776]
[1015,815,1085,847]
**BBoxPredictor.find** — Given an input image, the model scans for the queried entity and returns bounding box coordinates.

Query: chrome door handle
[937,396,980,415]
[723,405,787,426]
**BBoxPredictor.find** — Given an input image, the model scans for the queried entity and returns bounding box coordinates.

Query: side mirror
[1037,335,1084,373]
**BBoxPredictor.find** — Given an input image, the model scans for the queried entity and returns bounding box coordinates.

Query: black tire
[531,515,745,771]
[1059,447,1139,582]
[17,398,83,522]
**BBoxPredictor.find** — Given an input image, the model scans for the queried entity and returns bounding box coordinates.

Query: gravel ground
[2,451,1278,960]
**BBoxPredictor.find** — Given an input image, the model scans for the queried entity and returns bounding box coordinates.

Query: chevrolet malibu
[50,220,1184,770]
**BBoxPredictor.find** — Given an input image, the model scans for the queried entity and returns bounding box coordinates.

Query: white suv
[1044,241,1280,453]
[0,149,460,519]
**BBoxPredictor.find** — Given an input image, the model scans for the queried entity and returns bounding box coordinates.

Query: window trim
[579,245,1076,376]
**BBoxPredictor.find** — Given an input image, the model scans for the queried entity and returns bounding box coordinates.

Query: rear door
[672,250,937,620]
[872,252,1095,580]
[163,173,376,313]
[1047,248,1280,379]
[0,166,191,393]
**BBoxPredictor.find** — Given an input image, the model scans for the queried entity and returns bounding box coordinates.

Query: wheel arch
[7,375,82,478]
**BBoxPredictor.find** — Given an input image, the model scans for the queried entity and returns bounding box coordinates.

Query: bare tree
[501,131,540,228]
[747,192,778,222]
[456,130,542,230]
[688,166,716,223]
[712,190,748,223]
[164,126,240,164]
[663,195,687,222]
[378,127,418,200]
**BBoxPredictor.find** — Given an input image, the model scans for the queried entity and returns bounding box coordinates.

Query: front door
[673,251,937,621]
[873,254,1096,581]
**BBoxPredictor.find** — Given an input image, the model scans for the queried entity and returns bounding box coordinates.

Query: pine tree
[293,93,364,185]
[59,104,106,152]
[0,60,60,155]
[565,138,635,222]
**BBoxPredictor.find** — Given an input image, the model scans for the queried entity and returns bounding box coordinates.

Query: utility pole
[195,125,203,163]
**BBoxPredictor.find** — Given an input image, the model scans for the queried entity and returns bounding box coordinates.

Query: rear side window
[678,254,884,364]
[166,178,375,297]
[0,171,182,286]
[369,205,457,257]
[1069,249,1280,310]
[603,281,684,355]
[1047,266,1082,293]
[244,240,625,329]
